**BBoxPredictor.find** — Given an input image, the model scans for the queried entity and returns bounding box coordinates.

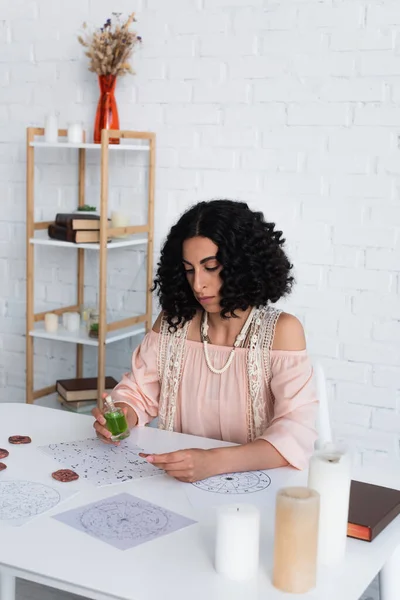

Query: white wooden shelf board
[29,235,148,250]
[30,141,149,151]
[29,323,146,346]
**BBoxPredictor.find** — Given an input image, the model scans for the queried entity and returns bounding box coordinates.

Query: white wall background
[0,0,399,466]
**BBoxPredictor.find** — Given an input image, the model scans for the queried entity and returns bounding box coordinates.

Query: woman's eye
[205,266,219,272]
[184,268,194,274]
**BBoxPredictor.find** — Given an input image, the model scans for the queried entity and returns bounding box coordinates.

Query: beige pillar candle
[272,487,320,594]
[111,211,130,238]
[44,312,58,333]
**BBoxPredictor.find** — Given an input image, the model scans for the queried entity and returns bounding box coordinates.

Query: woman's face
[182,236,222,313]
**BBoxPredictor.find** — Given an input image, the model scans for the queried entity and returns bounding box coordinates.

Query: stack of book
[56,376,118,413]
[48,213,107,244]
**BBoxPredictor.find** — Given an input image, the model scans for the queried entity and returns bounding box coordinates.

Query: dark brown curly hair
[152,199,294,331]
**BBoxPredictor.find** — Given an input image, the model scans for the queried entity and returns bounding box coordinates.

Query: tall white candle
[65,312,80,332]
[44,313,58,333]
[307,444,351,566]
[67,122,83,144]
[44,113,58,143]
[215,504,260,582]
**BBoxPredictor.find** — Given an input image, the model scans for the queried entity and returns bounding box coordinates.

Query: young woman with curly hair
[93,200,318,482]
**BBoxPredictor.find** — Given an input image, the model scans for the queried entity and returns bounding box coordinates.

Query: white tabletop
[0,403,399,600]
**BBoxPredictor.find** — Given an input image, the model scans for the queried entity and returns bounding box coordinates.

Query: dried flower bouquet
[78,12,141,77]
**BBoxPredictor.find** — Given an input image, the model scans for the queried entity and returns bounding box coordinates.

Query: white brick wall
[0,0,399,467]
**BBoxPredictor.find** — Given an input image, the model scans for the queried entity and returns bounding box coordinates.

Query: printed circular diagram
[80,499,170,540]
[192,471,272,494]
[0,481,60,521]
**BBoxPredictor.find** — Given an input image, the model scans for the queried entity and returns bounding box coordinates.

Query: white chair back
[313,361,332,450]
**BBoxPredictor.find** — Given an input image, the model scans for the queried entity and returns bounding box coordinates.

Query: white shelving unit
[30,234,148,251]
[30,141,150,152]
[26,126,155,406]
[29,322,147,346]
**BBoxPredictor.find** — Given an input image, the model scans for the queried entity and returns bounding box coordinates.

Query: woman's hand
[139,448,216,483]
[92,402,129,445]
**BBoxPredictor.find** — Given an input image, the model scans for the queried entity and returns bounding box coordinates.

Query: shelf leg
[380,545,400,600]
[0,571,16,600]
[26,127,35,404]
[145,134,155,332]
[97,129,109,409]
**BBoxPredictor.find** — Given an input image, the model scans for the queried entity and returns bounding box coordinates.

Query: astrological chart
[54,492,196,550]
[0,480,75,527]
[39,438,162,487]
[193,471,271,494]
[184,468,298,510]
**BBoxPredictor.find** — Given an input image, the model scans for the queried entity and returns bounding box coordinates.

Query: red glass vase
[93,74,120,145]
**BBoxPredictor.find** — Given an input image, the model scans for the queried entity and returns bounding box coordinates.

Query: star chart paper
[39,438,163,487]
[184,468,298,509]
[54,492,196,550]
[0,479,77,527]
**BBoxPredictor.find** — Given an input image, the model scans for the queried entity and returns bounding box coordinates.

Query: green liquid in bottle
[104,410,130,442]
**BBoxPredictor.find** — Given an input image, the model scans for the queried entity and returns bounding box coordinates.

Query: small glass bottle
[88,309,100,338]
[103,395,130,442]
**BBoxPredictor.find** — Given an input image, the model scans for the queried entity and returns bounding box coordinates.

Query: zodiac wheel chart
[0,481,61,521]
[192,471,272,495]
[80,499,170,540]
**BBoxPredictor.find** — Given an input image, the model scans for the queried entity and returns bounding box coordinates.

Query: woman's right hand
[92,396,129,445]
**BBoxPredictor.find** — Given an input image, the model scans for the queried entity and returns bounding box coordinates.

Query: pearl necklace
[201,307,256,375]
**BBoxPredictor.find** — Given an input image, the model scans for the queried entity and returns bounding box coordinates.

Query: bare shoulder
[152,311,201,335]
[272,312,306,351]
[152,312,163,333]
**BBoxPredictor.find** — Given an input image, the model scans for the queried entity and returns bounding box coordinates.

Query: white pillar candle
[215,504,260,582]
[111,211,130,238]
[67,122,83,144]
[307,444,352,566]
[44,313,58,333]
[44,113,58,143]
[65,312,80,332]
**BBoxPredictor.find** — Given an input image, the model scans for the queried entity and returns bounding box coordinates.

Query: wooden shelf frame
[26,127,156,407]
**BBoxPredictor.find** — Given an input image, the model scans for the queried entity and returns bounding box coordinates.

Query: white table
[0,403,399,600]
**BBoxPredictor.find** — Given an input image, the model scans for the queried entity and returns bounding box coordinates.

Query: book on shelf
[347,480,400,542]
[57,395,96,414]
[48,223,105,244]
[56,376,118,402]
[54,213,110,231]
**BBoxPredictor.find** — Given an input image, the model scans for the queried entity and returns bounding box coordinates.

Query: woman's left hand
[139,448,215,482]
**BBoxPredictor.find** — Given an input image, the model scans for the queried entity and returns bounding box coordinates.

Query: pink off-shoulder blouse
[111,330,318,470]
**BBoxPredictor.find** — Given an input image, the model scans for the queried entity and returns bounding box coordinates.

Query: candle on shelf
[79,305,92,323]
[111,211,130,238]
[62,313,69,328]
[215,504,260,582]
[44,113,58,143]
[65,312,80,332]
[44,313,58,333]
[273,487,319,594]
[307,444,351,566]
[67,122,83,144]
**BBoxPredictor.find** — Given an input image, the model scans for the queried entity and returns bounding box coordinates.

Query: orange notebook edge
[347,522,371,542]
